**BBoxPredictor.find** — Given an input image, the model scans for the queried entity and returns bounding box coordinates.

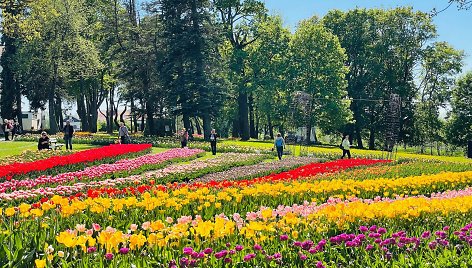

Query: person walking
[209,129,218,155]
[38,131,50,150]
[274,133,285,160]
[341,134,352,159]
[2,119,10,141]
[180,128,189,148]
[63,120,74,150]
[119,122,130,144]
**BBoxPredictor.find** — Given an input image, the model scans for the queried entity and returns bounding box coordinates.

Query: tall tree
[323,8,436,149]
[446,72,472,146]
[414,41,463,153]
[214,0,266,140]
[290,17,350,143]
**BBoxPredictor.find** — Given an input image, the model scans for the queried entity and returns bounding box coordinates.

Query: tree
[214,0,267,140]
[247,16,291,139]
[414,42,464,153]
[446,72,472,146]
[290,17,350,143]
[323,8,436,149]
[0,0,31,126]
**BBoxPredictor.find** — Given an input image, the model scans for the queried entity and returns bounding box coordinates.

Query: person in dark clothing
[11,120,21,141]
[209,129,218,155]
[2,119,10,141]
[63,120,74,150]
[38,131,50,150]
[180,128,189,148]
[274,133,285,160]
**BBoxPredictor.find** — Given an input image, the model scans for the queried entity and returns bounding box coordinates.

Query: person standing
[63,120,74,150]
[2,119,10,141]
[341,134,352,159]
[209,129,218,155]
[11,119,21,141]
[274,133,285,160]
[180,128,189,148]
[119,122,130,144]
[38,131,50,150]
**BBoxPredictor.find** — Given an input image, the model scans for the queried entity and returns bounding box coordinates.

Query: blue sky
[262,0,472,73]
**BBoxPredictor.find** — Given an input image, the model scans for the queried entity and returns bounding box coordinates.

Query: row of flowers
[194,156,319,183]
[29,192,472,267]
[0,153,267,202]
[0,149,73,166]
[6,169,472,223]
[0,144,152,181]
[0,148,204,196]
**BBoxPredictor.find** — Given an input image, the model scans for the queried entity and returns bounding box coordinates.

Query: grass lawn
[0,141,98,159]
[221,139,472,163]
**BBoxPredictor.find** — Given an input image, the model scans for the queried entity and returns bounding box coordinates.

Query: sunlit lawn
[0,141,100,159]
[221,139,472,163]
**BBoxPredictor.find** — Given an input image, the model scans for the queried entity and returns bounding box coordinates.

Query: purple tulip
[183,247,194,255]
[224,258,232,263]
[254,244,262,251]
[428,241,438,250]
[369,225,378,232]
[378,227,387,234]
[243,253,256,262]
[179,257,189,266]
[104,253,114,260]
[119,247,129,255]
[300,254,307,261]
[279,234,289,241]
[316,261,326,268]
[359,226,368,232]
[203,248,213,255]
[365,244,374,251]
[235,245,244,251]
[443,226,450,231]
[421,231,431,239]
[87,247,97,253]
[273,253,282,260]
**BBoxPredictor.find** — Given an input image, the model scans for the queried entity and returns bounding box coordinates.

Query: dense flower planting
[0,153,264,202]
[2,144,472,267]
[195,156,319,182]
[0,144,152,181]
[0,148,204,202]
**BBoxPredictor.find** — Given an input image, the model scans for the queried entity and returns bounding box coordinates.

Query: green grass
[0,141,99,159]
[220,139,472,163]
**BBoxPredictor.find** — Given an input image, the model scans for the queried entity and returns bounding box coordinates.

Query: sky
[262,0,472,73]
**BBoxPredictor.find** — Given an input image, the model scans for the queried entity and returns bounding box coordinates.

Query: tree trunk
[145,101,155,136]
[77,94,89,132]
[352,101,364,148]
[305,120,312,145]
[248,93,256,139]
[194,117,202,135]
[255,112,260,139]
[267,114,274,139]
[232,118,239,138]
[202,113,211,140]
[107,84,115,134]
[0,35,18,121]
[55,96,63,129]
[238,91,250,140]
[48,63,59,134]
[369,128,375,150]
[183,114,191,133]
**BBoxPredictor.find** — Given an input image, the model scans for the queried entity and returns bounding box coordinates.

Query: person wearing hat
[38,131,50,150]
[63,120,74,150]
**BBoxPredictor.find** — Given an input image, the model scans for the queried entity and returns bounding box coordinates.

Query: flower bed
[0,148,204,197]
[0,144,152,181]
[194,157,320,183]
[0,153,266,202]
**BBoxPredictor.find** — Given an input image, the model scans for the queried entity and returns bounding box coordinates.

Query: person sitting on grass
[38,131,50,150]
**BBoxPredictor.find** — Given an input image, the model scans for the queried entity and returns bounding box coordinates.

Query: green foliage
[290,18,350,139]
[446,72,472,146]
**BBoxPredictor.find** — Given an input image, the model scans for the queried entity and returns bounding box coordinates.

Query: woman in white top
[341,134,351,159]
[119,122,130,144]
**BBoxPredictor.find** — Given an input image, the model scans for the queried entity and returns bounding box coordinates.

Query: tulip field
[1,145,472,267]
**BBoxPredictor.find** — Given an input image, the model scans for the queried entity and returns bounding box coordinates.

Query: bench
[49,138,64,150]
